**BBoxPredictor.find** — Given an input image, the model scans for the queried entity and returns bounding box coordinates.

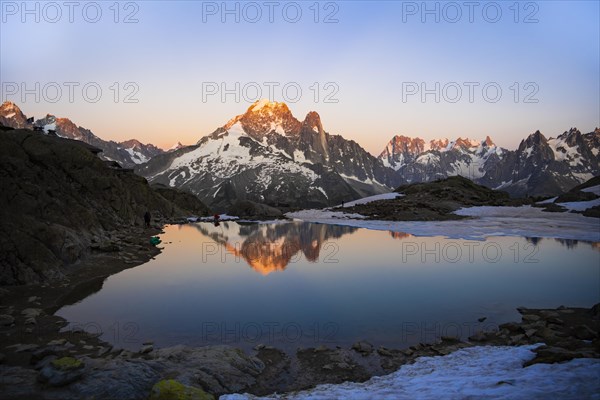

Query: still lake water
[56,221,600,351]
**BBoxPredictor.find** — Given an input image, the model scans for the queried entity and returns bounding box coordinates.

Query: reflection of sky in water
[56,222,600,351]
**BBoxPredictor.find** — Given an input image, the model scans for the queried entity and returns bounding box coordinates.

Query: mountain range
[380,128,599,197]
[136,100,401,211]
[0,101,169,168]
[1,100,598,210]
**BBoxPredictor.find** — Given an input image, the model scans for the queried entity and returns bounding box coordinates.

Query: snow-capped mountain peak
[138,103,399,211]
[379,135,427,170]
[247,98,284,113]
[482,135,495,147]
[0,101,19,113]
[424,138,446,152]
[223,99,301,139]
[380,134,500,172]
[0,101,30,128]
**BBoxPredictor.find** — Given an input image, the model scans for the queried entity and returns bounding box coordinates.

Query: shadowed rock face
[0,101,30,129]
[0,127,210,285]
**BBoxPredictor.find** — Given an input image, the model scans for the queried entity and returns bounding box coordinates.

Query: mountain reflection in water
[55,221,600,351]
[193,222,358,275]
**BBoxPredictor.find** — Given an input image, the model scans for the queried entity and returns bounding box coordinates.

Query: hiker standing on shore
[144,211,151,228]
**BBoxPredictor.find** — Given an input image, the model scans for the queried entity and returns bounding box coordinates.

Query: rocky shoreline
[1,223,598,399]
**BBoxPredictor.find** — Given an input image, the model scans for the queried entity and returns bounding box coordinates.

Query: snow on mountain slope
[164,122,318,185]
[380,134,505,182]
[138,100,400,211]
[380,128,599,197]
[0,101,31,129]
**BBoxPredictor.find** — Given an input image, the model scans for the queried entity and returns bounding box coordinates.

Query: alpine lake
[56,221,600,352]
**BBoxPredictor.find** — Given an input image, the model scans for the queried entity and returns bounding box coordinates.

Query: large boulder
[152,345,265,396]
[37,357,85,387]
[150,379,214,400]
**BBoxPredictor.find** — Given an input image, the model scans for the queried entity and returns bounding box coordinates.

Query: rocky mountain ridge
[379,128,599,197]
[137,100,401,211]
[3,101,597,202]
[0,102,166,168]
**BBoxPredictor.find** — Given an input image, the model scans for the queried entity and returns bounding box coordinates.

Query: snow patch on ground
[187,214,239,222]
[536,197,557,204]
[557,198,600,211]
[288,205,600,242]
[581,184,600,196]
[535,185,600,211]
[339,192,401,208]
[223,344,600,400]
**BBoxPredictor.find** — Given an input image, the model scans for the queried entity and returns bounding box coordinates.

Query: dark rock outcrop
[0,127,209,285]
[340,176,531,221]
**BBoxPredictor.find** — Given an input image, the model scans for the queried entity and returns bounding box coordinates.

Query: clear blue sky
[1,0,598,154]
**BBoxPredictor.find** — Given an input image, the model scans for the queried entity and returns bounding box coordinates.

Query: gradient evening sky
[1,1,598,154]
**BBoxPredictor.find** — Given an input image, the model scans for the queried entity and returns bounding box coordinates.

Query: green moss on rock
[51,357,84,371]
[149,379,214,400]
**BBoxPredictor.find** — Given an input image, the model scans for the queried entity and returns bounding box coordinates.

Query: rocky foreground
[0,280,598,400]
[0,125,210,285]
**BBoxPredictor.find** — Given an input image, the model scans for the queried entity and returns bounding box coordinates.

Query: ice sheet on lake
[287,205,600,242]
[222,344,600,400]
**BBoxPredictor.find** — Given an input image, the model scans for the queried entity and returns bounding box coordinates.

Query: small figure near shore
[144,211,151,228]
[213,213,220,227]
